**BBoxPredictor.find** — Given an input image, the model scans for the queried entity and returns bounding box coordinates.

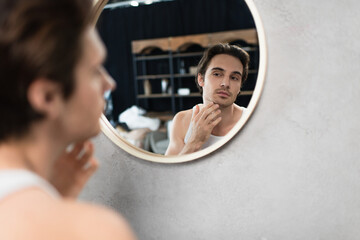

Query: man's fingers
[204,105,220,121]
[210,116,222,127]
[196,102,218,120]
[83,157,99,174]
[192,104,200,119]
[192,103,221,126]
[77,141,94,167]
[207,109,221,122]
[204,103,218,115]
[67,142,85,158]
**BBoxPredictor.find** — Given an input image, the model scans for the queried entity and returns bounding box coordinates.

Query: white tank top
[184,105,247,149]
[0,169,60,201]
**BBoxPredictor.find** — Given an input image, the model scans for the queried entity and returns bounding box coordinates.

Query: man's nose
[220,76,230,88]
[101,67,116,92]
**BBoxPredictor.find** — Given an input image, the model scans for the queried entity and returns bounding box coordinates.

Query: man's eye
[94,66,104,76]
[213,72,221,76]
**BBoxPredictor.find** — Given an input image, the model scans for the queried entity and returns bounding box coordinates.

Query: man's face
[60,27,115,142]
[198,54,243,108]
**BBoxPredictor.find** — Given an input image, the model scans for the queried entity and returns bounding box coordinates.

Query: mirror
[95,0,267,163]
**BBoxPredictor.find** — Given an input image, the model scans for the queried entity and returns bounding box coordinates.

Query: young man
[0,0,135,239]
[165,43,250,155]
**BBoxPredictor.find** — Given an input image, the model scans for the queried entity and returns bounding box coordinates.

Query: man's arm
[165,111,188,156]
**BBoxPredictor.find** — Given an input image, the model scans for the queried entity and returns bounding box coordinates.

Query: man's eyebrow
[211,67,242,76]
[211,67,225,72]
[232,71,242,76]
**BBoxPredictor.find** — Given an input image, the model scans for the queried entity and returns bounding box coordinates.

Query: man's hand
[49,141,98,198]
[185,102,222,150]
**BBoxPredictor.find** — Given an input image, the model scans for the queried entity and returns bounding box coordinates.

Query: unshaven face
[198,54,243,108]
[60,27,115,142]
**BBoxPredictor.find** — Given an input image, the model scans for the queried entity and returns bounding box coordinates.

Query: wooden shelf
[135,47,258,61]
[137,73,196,80]
[145,111,174,121]
[138,91,253,99]
[174,73,196,78]
[137,93,201,98]
[138,93,172,98]
[135,54,170,61]
[174,93,201,98]
[132,29,258,53]
[137,71,256,80]
[173,52,203,58]
[137,74,172,80]
[239,91,253,96]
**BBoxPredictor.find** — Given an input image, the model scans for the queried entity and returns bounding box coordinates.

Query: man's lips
[216,90,230,97]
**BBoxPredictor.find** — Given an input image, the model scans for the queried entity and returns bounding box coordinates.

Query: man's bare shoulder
[0,188,135,240]
[173,108,193,122]
[59,199,135,239]
[171,109,192,133]
[172,108,194,132]
[233,104,247,120]
[233,103,243,111]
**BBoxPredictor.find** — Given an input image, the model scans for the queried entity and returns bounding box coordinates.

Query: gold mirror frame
[94,0,267,163]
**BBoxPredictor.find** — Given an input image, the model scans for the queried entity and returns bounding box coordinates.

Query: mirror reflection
[97,0,259,156]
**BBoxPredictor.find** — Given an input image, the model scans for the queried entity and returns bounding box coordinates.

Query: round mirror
[95,0,267,163]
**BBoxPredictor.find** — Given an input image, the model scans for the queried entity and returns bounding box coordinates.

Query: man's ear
[27,78,63,119]
[197,73,204,87]
[237,90,241,97]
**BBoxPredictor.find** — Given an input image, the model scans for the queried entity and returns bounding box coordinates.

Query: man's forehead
[207,54,243,73]
[82,28,106,64]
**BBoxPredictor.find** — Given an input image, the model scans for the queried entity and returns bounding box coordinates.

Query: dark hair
[0,0,93,141]
[196,43,250,94]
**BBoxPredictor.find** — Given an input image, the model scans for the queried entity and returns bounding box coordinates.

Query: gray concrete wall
[80,0,360,239]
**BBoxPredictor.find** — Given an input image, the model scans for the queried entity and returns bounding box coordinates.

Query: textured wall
[80,0,360,239]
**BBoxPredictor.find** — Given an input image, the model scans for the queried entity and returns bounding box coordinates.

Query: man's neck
[212,103,242,136]
[0,126,67,179]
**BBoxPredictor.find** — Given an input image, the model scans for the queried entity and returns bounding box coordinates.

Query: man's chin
[91,125,101,137]
[217,101,234,108]
[78,125,101,142]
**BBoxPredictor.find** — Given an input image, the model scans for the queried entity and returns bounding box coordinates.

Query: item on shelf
[167,86,172,94]
[189,66,197,75]
[118,105,160,131]
[179,60,186,74]
[143,79,152,95]
[177,88,190,95]
[161,78,169,94]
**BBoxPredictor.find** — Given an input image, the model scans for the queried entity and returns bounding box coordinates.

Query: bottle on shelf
[161,78,169,94]
[179,60,186,74]
[144,79,152,95]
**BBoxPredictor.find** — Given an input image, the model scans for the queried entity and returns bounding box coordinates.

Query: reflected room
[97,0,259,155]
